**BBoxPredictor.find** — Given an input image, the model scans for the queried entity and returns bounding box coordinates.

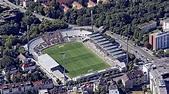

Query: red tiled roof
[41,2,52,8]
[0,82,31,89]
[88,0,96,7]
[61,4,70,12]
[22,62,35,68]
[23,63,29,68]
[126,70,144,80]
[72,1,83,9]
[32,81,42,86]
[11,72,21,78]
[56,0,70,4]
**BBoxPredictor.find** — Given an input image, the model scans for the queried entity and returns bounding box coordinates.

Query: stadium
[28,29,125,83]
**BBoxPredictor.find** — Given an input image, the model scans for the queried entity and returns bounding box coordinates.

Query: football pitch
[42,42,110,78]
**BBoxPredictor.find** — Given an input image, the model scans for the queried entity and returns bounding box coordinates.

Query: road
[105,31,159,63]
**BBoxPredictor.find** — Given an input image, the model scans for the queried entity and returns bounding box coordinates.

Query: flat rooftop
[38,54,60,71]
[139,20,156,28]
[163,18,169,23]
[98,41,110,45]
[150,31,169,37]
[104,46,118,51]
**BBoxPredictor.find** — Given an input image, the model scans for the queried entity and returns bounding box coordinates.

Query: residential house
[22,62,36,71]
[61,4,70,12]
[87,0,96,7]
[41,2,52,8]
[138,21,157,32]
[10,72,21,81]
[18,54,27,63]
[0,82,32,94]
[33,79,54,90]
[3,66,17,75]
[72,1,83,10]
[163,18,169,31]
[121,70,145,88]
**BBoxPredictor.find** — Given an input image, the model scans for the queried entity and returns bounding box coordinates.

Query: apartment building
[149,31,169,50]
[163,18,169,31]
[0,82,32,94]
[87,0,96,7]
[138,21,157,32]
[121,70,145,88]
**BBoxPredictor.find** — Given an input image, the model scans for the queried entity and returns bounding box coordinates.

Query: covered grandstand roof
[110,51,124,56]
[97,41,110,45]
[96,38,107,43]
[104,46,118,51]
[114,53,126,59]
[88,33,100,38]
[61,29,92,37]
[38,54,59,72]
[109,48,121,53]
[101,43,114,48]
[91,36,103,40]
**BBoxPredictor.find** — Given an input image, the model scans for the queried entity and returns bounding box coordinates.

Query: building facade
[163,18,169,31]
[138,21,157,32]
[149,31,169,50]
[121,70,145,88]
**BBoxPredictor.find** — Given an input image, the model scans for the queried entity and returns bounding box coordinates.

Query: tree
[156,49,164,57]
[144,41,152,49]
[27,1,37,12]
[129,53,135,61]
[18,46,25,54]
[6,72,11,82]
[164,49,169,57]
[142,84,147,92]
[1,55,13,67]
[133,58,138,64]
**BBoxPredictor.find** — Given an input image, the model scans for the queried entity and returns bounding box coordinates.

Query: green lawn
[42,42,110,78]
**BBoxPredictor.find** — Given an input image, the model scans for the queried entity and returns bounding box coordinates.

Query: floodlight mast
[91,10,93,32]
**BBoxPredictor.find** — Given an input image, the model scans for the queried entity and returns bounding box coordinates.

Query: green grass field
[42,42,110,78]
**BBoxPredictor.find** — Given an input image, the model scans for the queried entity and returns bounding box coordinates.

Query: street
[105,31,159,63]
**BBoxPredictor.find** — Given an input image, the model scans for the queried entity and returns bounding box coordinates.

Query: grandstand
[88,32,127,61]
[28,31,64,57]
[38,54,67,83]
[28,30,126,82]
